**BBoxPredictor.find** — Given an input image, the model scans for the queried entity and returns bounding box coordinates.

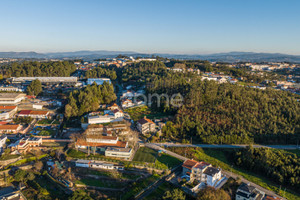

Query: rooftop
[0,93,26,100]
[203,167,220,176]
[182,159,198,170]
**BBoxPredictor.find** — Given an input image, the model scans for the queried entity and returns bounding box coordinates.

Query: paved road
[151,142,300,150]
[145,143,287,200]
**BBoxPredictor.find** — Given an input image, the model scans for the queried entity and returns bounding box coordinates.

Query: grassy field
[156,153,182,169]
[68,147,181,170]
[124,105,169,121]
[76,178,125,188]
[37,119,60,125]
[168,147,300,200]
[133,147,157,163]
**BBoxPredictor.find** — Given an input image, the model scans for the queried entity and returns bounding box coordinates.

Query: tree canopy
[3,61,76,77]
[65,82,116,118]
[27,79,42,96]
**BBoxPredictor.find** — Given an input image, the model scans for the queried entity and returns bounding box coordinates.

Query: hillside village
[0,58,297,200]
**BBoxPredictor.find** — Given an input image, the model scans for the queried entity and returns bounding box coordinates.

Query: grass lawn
[75,178,125,188]
[168,147,300,200]
[67,149,86,158]
[37,119,60,125]
[133,147,157,163]
[0,154,20,160]
[124,105,169,121]
[37,129,56,136]
[155,153,182,169]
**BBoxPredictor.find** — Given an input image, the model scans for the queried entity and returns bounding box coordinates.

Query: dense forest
[121,61,168,84]
[161,79,299,144]
[234,147,300,190]
[64,82,116,118]
[85,66,117,80]
[2,61,76,77]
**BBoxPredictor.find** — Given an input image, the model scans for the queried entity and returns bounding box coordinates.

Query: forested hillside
[160,79,299,144]
[2,61,76,77]
[234,147,300,190]
[85,66,117,80]
[121,61,168,83]
[121,60,299,144]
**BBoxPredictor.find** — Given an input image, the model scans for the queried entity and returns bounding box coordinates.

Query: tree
[68,190,93,200]
[34,161,44,171]
[163,189,186,200]
[13,170,32,183]
[27,79,42,96]
[197,187,230,200]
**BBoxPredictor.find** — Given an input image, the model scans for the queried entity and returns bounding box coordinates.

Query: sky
[0,0,300,55]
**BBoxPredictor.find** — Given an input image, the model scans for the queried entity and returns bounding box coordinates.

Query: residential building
[137,116,156,134]
[8,137,42,153]
[86,78,111,85]
[236,183,265,200]
[0,186,26,200]
[0,124,22,134]
[0,86,24,92]
[75,159,124,170]
[0,93,26,104]
[105,147,133,160]
[107,103,119,110]
[182,159,222,187]
[0,106,17,120]
[87,109,123,124]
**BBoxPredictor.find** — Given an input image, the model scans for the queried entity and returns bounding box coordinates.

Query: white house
[182,159,222,188]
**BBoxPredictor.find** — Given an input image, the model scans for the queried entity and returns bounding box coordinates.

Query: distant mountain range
[1,51,300,63]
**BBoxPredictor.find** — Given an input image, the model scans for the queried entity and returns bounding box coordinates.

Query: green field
[168,147,300,200]
[76,178,125,188]
[133,147,157,163]
[156,153,182,169]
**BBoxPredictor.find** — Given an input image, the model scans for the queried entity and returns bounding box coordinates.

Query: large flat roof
[0,93,26,100]
[11,77,77,83]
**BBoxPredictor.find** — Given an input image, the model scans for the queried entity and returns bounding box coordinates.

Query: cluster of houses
[121,85,146,109]
[76,120,133,160]
[82,103,124,127]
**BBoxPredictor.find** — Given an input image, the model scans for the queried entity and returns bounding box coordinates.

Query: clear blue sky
[1,0,300,55]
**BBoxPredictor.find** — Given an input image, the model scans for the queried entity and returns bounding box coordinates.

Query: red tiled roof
[19,110,32,115]
[76,140,127,148]
[30,110,49,115]
[0,124,20,130]
[182,159,198,170]
[19,110,48,115]
[0,106,17,110]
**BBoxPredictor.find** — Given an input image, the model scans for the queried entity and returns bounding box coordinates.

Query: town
[0,55,298,200]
